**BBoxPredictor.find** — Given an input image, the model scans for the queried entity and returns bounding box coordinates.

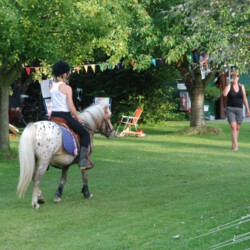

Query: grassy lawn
[0,120,249,250]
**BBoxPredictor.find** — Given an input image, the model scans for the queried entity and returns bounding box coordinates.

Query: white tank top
[50,81,70,112]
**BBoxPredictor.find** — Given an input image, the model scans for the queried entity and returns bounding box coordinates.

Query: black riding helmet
[52,61,70,77]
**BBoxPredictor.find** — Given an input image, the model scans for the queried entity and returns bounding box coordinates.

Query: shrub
[204,87,221,101]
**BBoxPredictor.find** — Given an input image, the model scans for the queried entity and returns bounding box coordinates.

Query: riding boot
[79,146,94,170]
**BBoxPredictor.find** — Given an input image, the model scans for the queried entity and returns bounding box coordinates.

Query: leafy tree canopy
[128,0,250,72]
[124,0,250,127]
[0,0,148,150]
[1,0,250,150]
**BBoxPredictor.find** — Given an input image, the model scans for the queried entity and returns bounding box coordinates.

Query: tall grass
[0,121,249,250]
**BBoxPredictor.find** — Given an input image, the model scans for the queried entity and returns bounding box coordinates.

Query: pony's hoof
[88,193,94,199]
[84,193,94,199]
[32,202,40,209]
[54,196,61,203]
[81,185,93,198]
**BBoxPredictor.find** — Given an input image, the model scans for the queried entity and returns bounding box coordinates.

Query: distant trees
[125,0,250,127]
[0,0,134,150]
[1,0,250,150]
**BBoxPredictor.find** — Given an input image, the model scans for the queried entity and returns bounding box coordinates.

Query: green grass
[1,121,250,250]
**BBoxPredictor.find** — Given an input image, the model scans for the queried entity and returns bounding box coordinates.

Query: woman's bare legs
[230,122,240,150]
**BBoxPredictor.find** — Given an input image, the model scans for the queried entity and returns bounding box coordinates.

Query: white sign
[177,83,187,90]
[40,78,53,98]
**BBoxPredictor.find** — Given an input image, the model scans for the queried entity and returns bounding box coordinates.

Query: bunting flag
[23,56,190,75]
[74,66,81,73]
[187,54,192,63]
[84,65,88,73]
[194,53,199,62]
[159,58,165,64]
[98,64,104,72]
[130,60,135,66]
[116,63,121,69]
[90,64,96,73]
[152,58,156,67]
[25,67,31,75]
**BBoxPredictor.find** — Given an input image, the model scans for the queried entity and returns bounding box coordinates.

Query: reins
[81,107,114,137]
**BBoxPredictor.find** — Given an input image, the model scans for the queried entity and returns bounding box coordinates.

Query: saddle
[50,117,80,156]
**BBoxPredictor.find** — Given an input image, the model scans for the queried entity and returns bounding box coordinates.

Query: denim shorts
[226,106,243,125]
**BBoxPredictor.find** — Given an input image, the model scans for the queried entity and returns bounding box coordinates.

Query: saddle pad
[59,125,78,156]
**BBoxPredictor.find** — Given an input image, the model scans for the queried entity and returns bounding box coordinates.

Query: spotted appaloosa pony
[17,104,115,209]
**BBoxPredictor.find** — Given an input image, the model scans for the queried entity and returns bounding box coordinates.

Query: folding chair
[93,97,112,110]
[116,107,143,136]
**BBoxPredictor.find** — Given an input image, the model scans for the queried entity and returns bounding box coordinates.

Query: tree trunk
[177,54,217,128]
[189,82,205,127]
[188,68,218,127]
[0,63,22,151]
[0,84,10,150]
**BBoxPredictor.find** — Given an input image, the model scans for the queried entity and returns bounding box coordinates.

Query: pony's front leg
[32,164,49,209]
[81,170,93,199]
[54,166,69,203]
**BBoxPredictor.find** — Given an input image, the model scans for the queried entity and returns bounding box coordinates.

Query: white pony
[17,104,115,209]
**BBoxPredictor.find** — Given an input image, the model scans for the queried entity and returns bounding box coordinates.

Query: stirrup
[80,163,94,170]
[80,152,94,170]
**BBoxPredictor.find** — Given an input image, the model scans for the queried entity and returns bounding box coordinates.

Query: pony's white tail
[17,123,36,198]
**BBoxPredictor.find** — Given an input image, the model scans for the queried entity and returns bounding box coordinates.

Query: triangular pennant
[98,64,105,72]
[159,58,165,64]
[194,53,199,62]
[34,67,39,71]
[152,58,156,67]
[25,67,31,75]
[74,66,81,73]
[90,64,96,73]
[84,65,88,73]
[187,55,192,63]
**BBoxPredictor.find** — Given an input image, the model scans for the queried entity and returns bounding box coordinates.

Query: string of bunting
[23,53,209,75]
[23,57,166,75]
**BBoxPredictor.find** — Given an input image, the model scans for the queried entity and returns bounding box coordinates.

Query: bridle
[99,117,115,137]
[83,109,115,138]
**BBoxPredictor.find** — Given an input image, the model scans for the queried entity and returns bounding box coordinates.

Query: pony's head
[80,104,116,138]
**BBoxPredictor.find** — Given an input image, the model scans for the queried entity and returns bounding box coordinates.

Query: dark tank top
[227,84,243,108]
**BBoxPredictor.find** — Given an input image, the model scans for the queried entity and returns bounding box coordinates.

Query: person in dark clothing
[50,61,93,169]
[223,71,250,150]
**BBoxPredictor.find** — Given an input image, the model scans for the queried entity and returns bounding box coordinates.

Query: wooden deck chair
[93,97,112,110]
[116,107,143,136]
[9,123,20,138]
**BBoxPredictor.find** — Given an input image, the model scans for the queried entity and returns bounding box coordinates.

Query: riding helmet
[52,61,70,77]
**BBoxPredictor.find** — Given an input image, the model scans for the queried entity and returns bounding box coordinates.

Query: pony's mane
[79,104,105,129]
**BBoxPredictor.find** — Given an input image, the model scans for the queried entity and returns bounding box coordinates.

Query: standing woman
[223,71,250,150]
[50,61,93,169]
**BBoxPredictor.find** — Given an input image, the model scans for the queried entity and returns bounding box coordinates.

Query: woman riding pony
[50,61,93,170]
